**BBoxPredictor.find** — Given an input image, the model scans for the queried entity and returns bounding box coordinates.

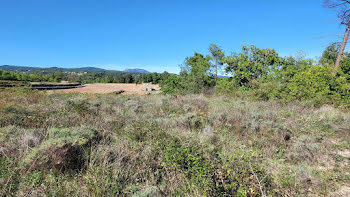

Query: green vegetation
[0,43,349,197]
[1,42,350,197]
[0,68,170,84]
[1,0,350,195]
[0,89,349,196]
[161,43,350,108]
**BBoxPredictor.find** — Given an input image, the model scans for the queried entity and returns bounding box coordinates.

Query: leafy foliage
[320,43,339,66]
[161,52,215,94]
[224,45,280,86]
[161,43,350,107]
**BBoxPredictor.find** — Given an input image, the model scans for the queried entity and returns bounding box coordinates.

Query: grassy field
[0,80,30,86]
[0,88,349,196]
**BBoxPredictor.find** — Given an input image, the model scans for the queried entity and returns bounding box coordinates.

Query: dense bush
[160,75,184,94]
[215,79,236,95]
[286,66,343,100]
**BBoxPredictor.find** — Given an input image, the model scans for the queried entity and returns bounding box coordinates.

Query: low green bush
[215,79,236,94]
[216,65,350,107]
[160,75,183,94]
[160,138,215,195]
[159,137,273,196]
[0,157,20,195]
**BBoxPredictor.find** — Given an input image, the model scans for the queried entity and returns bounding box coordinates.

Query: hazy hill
[0,65,106,73]
[123,68,150,73]
[0,65,150,74]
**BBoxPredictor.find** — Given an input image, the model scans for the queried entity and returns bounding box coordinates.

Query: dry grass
[0,88,349,196]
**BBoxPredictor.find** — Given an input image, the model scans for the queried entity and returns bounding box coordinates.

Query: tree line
[0,70,171,85]
[160,0,350,107]
[160,43,350,107]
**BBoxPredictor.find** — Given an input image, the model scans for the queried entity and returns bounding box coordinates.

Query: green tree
[320,42,350,80]
[142,73,153,83]
[279,55,314,81]
[320,43,340,66]
[341,54,350,80]
[161,52,213,94]
[160,75,183,94]
[224,45,280,86]
[182,52,212,93]
[124,74,134,83]
[151,72,161,84]
[161,71,170,81]
[324,0,350,70]
[208,44,225,83]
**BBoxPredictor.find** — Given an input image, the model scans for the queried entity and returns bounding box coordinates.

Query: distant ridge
[123,68,150,73]
[0,65,35,71]
[77,67,105,71]
[0,65,106,72]
[0,65,153,74]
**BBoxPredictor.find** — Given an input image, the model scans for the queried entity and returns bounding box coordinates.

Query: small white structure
[141,83,153,91]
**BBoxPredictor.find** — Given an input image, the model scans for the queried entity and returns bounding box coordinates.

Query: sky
[0,0,347,74]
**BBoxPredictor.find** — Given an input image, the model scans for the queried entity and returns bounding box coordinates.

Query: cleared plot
[51,83,160,95]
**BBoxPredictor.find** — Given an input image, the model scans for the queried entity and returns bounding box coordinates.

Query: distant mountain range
[0,65,151,74]
[73,67,106,71]
[123,68,150,74]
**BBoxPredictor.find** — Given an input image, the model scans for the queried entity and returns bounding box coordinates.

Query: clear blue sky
[0,0,346,73]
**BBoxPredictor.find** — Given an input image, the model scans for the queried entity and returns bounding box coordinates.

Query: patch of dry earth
[50,83,160,95]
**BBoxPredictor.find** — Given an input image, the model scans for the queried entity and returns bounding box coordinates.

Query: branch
[249,162,266,197]
[324,0,350,8]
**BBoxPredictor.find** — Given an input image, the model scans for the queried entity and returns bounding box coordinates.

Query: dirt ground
[50,83,160,95]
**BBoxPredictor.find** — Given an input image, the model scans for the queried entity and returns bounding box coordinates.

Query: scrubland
[0,88,349,196]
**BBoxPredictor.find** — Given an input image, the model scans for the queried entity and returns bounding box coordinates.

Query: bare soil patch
[331,186,350,197]
[50,83,160,95]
